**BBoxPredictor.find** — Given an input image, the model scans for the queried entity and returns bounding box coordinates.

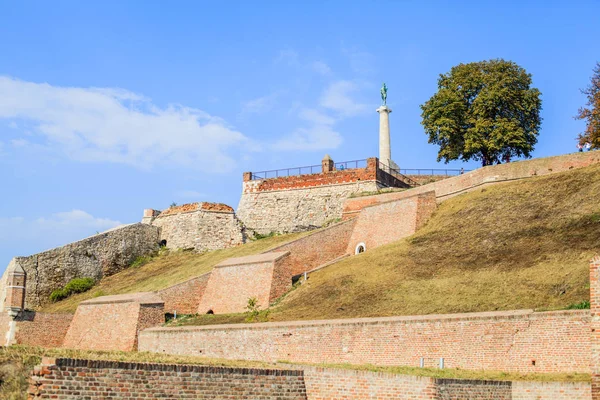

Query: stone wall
[63,292,164,351]
[346,191,436,254]
[29,358,308,400]
[264,219,357,276]
[1,223,160,309]
[197,252,291,314]
[343,151,600,216]
[435,378,511,399]
[146,202,245,252]
[139,309,590,374]
[157,273,210,315]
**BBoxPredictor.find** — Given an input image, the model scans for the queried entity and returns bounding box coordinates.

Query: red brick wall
[139,310,590,374]
[591,255,600,400]
[265,219,357,276]
[346,191,436,254]
[435,378,511,399]
[29,358,307,399]
[512,381,591,399]
[14,311,73,348]
[343,151,600,216]
[157,273,210,314]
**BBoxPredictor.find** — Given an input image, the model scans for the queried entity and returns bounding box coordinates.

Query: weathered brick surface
[0,223,160,309]
[346,191,436,254]
[13,311,73,347]
[302,366,437,399]
[591,255,600,400]
[156,273,210,314]
[512,380,591,399]
[343,151,600,216]
[435,378,511,399]
[197,252,291,314]
[139,310,590,374]
[148,202,245,252]
[63,293,164,351]
[265,219,357,276]
[29,358,307,399]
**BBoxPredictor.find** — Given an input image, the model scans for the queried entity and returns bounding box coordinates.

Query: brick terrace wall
[512,381,591,400]
[0,223,160,309]
[301,366,436,399]
[14,311,73,348]
[343,151,600,216]
[29,358,308,400]
[149,202,245,252]
[63,294,164,351]
[435,378,511,399]
[406,174,451,185]
[591,255,600,400]
[197,252,291,314]
[264,219,357,276]
[139,310,590,374]
[346,191,436,254]
[157,273,210,314]
[237,159,382,235]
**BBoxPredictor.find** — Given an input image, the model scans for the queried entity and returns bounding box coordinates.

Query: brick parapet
[591,256,600,400]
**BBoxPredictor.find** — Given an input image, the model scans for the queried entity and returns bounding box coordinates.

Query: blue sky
[0,1,598,269]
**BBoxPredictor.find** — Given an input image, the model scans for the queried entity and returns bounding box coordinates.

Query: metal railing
[400,168,469,176]
[250,159,368,180]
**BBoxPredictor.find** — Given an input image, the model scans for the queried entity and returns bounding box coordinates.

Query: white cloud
[35,210,121,231]
[241,92,279,114]
[273,125,342,151]
[0,76,249,171]
[311,61,332,76]
[175,190,205,199]
[319,80,369,117]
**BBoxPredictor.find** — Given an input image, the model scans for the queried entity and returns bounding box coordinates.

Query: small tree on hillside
[421,59,542,166]
[575,62,600,148]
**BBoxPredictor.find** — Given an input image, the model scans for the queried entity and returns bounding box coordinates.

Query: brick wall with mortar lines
[63,296,164,351]
[149,204,245,252]
[139,309,590,374]
[264,218,357,276]
[13,311,73,348]
[591,255,600,400]
[156,273,210,314]
[346,191,437,254]
[0,223,160,310]
[29,358,308,399]
[511,381,591,400]
[197,253,291,314]
[343,151,600,216]
[435,378,511,399]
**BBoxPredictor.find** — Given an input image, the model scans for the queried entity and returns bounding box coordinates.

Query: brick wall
[197,252,291,314]
[264,219,357,276]
[512,381,591,399]
[139,310,590,374]
[148,202,245,252]
[0,223,160,309]
[591,255,600,400]
[29,358,307,399]
[343,151,600,216]
[63,293,164,351]
[13,311,73,348]
[435,378,511,399]
[346,191,436,254]
[156,273,210,314]
[406,174,452,185]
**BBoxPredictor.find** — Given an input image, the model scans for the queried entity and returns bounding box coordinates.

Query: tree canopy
[420,59,542,166]
[575,62,600,149]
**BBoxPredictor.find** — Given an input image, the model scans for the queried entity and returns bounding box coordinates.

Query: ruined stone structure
[0,223,160,310]
[237,156,411,235]
[141,202,245,252]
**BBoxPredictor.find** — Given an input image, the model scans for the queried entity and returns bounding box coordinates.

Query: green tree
[421,59,542,166]
[575,62,600,148]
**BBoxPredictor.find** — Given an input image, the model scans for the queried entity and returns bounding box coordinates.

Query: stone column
[377,105,393,169]
[592,255,600,400]
[322,154,334,173]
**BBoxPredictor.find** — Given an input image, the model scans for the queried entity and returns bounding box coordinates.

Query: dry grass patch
[40,232,308,313]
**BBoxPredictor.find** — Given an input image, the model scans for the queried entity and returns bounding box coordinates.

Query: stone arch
[355,242,366,255]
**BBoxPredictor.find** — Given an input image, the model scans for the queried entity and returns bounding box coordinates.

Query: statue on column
[380,83,388,106]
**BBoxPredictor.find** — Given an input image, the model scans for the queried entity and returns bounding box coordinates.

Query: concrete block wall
[139,309,590,374]
[197,252,291,314]
[29,358,308,399]
[63,292,164,351]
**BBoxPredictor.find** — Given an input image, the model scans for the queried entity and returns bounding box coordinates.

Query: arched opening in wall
[355,242,366,255]
[159,239,167,247]
[206,309,214,315]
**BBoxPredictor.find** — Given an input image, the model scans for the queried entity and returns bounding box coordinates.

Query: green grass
[40,232,308,313]
[181,163,600,325]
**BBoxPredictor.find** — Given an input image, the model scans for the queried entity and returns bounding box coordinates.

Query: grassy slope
[40,232,307,313]
[180,163,600,325]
